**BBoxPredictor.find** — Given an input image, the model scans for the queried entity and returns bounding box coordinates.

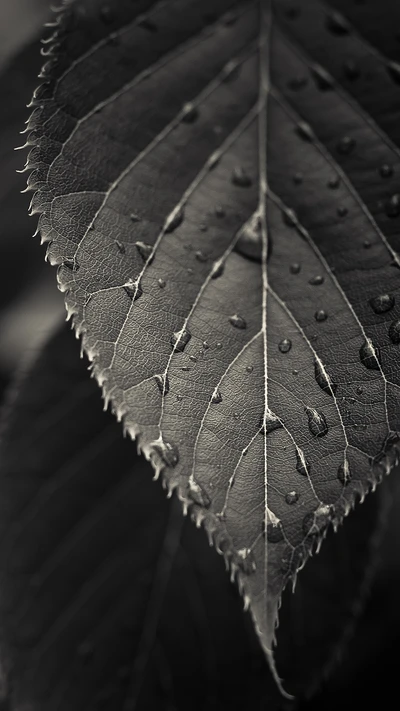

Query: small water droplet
[296,448,310,476]
[182,366,190,372]
[215,342,222,350]
[211,261,224,278]
[236,548,256,575]
[285,491,299,505]
[296,121,314,141]
[314,359,337,395]
[189,355,197,363]
[283,207,298,227]
[337,206,348,217]
[130,212,141,222]
[290,262,301,274]
[369,293,395,314]
[195,250,208,262]
[343,59,360,80]
[123,278,142,300]
[246,365,253,373]
[188,480,210,507]
[292,369,299,376]
[293,172,303,185]
[328,175,340,189]
[187,267,193,275]
[311,64,335,90]
[203,341,210,349]
[389,319,400,344]
[215,205,225,218]
[138,17,158,32]
[231,166,252,187]
[315,309,328,322]
[278,338,292,353]
[338,458,351,485]
[287,75,308,91]
[337,136,356,154]
[363,239,372,249]
[135,241,153,263]
[153,439,179,467]
[115,240,125,254]
[165,206,184,233]
[235,213,262,262]
[305,407,328,437]
[303,504,332,537]
[229,314,247,329]
[176,394,183,402]
[199,223,208,232]
[100,6,115,24]
[171,328,191,353]
[266,522,284,542]
[326,11,351,35]
[181,102,199,123]
[380,164,393,178]
[356,385,364,395]
[359,339,380,370]
[309,275,324,285]
[386,60,400,84]
[210,390,222,404]
[154,374,169,395]
[158,278,166,289]
[385,194,400,217]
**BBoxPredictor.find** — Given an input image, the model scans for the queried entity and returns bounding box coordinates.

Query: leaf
[26,0,400,689]
[0,323,393,709]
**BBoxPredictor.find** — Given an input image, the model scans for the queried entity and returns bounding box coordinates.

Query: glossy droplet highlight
[309,275,324,285]
[231,166,252,187]
[314,359,337,396]
[123,279,142,301]
[296,121,314,141]
[215,205,225,218]
[305,407,328,437]
[170,328,191,353]
[303,504,332,537]
[260,412,283,435]
[387,60,400,85]
[337,206,348,217]
[153,439,179,468]
[188,480,210,508]
[338,458,351,486]
[359,339,380,370]
[290,262,301,274]
[385,194,400,217]
[326,11,351,35]
[246,365,253,373]
[135,241,153,262]
[235,213,262,262]
[311,64,334,90]
[337,136,355,155]
[328,175,340,189]
[211,261,224,279]
[278,338,292,353]
[158,278,166,288]
[380,164,393,178]
[236,548,256,575]
[389,319,400,344]
[181,102,199,123]
[229,314,246,329]
[164,206,184,233]
[369,293,395,314]
[210,390,222,404]
[154,374,169,396]
[296,448,310,477]
[285,491,299,505]
[343,59,360,80]
[315,309,328,322]
[266,522,284,543]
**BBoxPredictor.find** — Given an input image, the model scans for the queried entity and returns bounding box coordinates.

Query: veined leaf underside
[24,0,400,690]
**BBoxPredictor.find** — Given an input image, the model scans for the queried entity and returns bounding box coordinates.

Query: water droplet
[158,278,166,288]
[170,328,191,353]
[314,359,337,395]
[195,250,208,262]
[343,59,360,80]
[292,369,299,376]
[235,213,262,262]
[221,59,241,82]
[337,206,348,217]
[287,75,308,91]
[236,548,256,575]
[211,261,224,278]
[246,365,253,373]
[283,207,298,227]
[280,547,304,575]
[303,504,332,537]
[296,448,311,476]
[385,194,400,217]
[328,175,340,189]
[189,355,197,363]
[290,262,301,274]
[285,491,299,505]
[278,338,292,353]
[199,223,208,232]
[229,314,246,329]
[387,60,400,84]
[215,342,222,350]
[181,102,199,123]
[115,240,125,254]
[356,385,364,395]
[359,339,380,370]
[315,309,328,322]
[305,407,328,437]
[338,458,351,485]
[389,319,400,344]
[266,522,284,542]
[380,164,393,178]
[293,172,303,185]
[260,412,283,434]
[135,241,153,263]
[215,205,225,218]
[311,64,334,90]
[123,278,142,300]
[369,293,395,314]
[165,206,184,233]
[138,17,158,32]
[188,480,210,507]
[337,136,356,154]
[130,212,141,223]
[100,6,115,24]
[210,390,222,404]
[176,394,183,402]
[326,11,351,35]
[203,341,210,349]
[182,366,190,372]
[154,374,169,395]
[153,439,179,467]
[363,239,371,249]
[296,121,314,141]
[309,275,324,285]
[231,166,252,187]
[63,259,79,272]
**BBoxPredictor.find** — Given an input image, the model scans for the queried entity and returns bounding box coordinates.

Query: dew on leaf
[278,338,292,353]
[153,439,179,468]
[181,102,199,123]
[314,359,337,395]
[343,59,360,80]
[115,240,125,254]
[328,175,340,189]
[235,213,262,262]
[170,328,191,353]
[337,136,356,154]
[305,407,329,437]
[229,314,247,329]
[315,309,328,322]
[296,448,311,476]
[211,261,224,278]
[380,164,394,178]
[130,212,141,223]
[176,394,183,402]
[337,206,348,217]
[154,374,169,396]
[363,239,371,249]
[296,121,314,141]
[311,64,334,90]
[338,458,351,485]
[309,275,324,285]
[164,206,184,233]
[210,390,222,404]
[260,411,283,434]
[138,17,158,32]
[188,480,210,508]
[326,11,351,35]
[356,385,364,395]
[386,60,400,84]
[123,279,142,300]
[237,548,256,575]
[203,341,210,349]
[189,355,197,362]
[303,504,332,537]
[290,262,301,274]
[385,194,400,217]
[158,278,166,288]
[215,205,225,218]
[285,491,299,505]
[266,521,284,543]
[369,293,395,314]
[293,172,303,185]
[389,319,400,344]
[231,166,252,187]
[195,250,208,262]
[359,339,381,370]
[215,342,223,350]
[246,365,253,373]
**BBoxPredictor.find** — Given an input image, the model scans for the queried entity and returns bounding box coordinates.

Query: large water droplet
[337,206,348,217]
[389,319,400,344]
[359,339,380,370]
[296,448,310,476]
[311,64,334,90]
[337,136,356,154]
[210,390,222,404]
[309,275,324,285]
[303,504,332,537]
[188,480,210,507]
[266,521,284,543]
[181,102,199,123]
[171,328,191,353]
[153,439,179,467]
[231,166,252,187]
[385,194,400,217]
[135,242,153,264]
[229,314,246,329]
[338,458,351,485]
[285,490,299,505]
[326,11,351,35]
[278,338,292,353]
[369,293,395,314]
[123,278,142,300]
[164,206,184,233]
[158,278,166,288]
[260,411,283,434]
[305,407,328,437]
[314,359,337,395]
[328,175,340,189]
[235,213,262,262]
